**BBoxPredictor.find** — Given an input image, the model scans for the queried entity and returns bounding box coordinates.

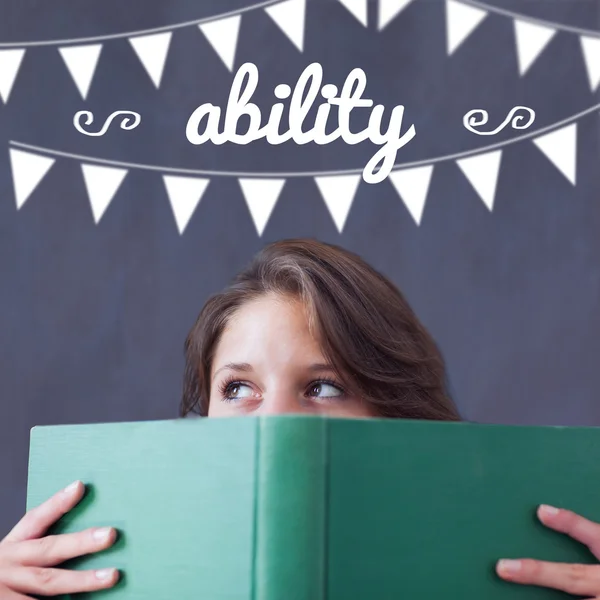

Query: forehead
[212,294,322,362]
[228,293,311,336]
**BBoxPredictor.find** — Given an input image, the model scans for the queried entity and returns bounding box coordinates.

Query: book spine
[253,417,328,600]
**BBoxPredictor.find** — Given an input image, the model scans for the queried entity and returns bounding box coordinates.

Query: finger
[0,586,31,600]
[538,505,600,558]
[7,527,117,567]
[3,481,85,544]
[1,565,119,596]
[496,558,600,597]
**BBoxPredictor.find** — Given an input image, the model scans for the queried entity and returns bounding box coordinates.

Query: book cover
[27,416,600,599]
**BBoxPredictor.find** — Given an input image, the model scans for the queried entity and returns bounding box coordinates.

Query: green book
[27,416,600,599]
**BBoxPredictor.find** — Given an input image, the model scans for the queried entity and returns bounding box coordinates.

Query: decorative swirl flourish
[73,110,142,137]
[463,106,536,136]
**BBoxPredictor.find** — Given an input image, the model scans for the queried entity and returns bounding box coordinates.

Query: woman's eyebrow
[212,362,253,381]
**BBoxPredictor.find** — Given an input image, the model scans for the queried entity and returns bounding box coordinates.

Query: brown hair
[181,239,461,421]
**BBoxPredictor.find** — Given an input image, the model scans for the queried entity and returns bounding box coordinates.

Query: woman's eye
[308,382,343,399]
[223,383,254,400]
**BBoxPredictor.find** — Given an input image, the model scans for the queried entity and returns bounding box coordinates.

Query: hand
[0,480,119,599]
[496,504,600,598]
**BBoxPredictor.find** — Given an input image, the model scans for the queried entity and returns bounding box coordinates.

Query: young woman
[1,239,599,598]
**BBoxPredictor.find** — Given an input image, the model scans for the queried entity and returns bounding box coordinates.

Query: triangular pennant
[456,150,503,211]
[81,164,128,223]
[513,20,556,76]
[532,123,577,185]
[379,0,414,31]
[265,0,306,51]
[199,15,242,72]
[446,0,487,55]
[336,0,368,27]
[163,175,210,235]
[580,36,600,92]
[388,165,434,225]
[315,174,361,233]
[9,148,55,209]
[58,44,102,100]
[238,178,285,236]
[0,49,25,103]
[128,32,172,88]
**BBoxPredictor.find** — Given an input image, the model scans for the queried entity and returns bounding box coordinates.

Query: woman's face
[208,293,375,417]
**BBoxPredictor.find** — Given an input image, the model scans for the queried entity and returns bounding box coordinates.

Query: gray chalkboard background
[0,0,599,536]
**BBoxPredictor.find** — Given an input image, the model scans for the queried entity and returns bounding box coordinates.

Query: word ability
[186,63,416,184]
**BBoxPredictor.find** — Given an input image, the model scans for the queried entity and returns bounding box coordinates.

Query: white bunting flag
[81,164,128,223]
[315,174,361,233]
[9,148,55,209]
[239,178,285,236]
[514,20,556,76]
[379,0,414,31]
[163,175,210,235]
[533,123,577,185]
[265,0,306,52]
[0,49,25,104]
[456,150,503,211]
[337,0,368,27]
[129,32,172,88]
[58,44,103,100]
[388,165,434,225]
[580,36,600,92]
[446,0,488,55]
[199,15,242,72]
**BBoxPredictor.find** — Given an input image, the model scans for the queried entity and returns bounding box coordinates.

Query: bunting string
[0,0,308,100]
[0,0,597,103]
[458,0,600,38]
[380,0,600,91]
[0,0,286,47]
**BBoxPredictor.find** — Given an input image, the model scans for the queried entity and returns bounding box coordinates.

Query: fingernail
[95,568,116,581]
[63,481,80,494]
[540,504,560,517]
[498,559,521,574]
[93,527,112,541]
